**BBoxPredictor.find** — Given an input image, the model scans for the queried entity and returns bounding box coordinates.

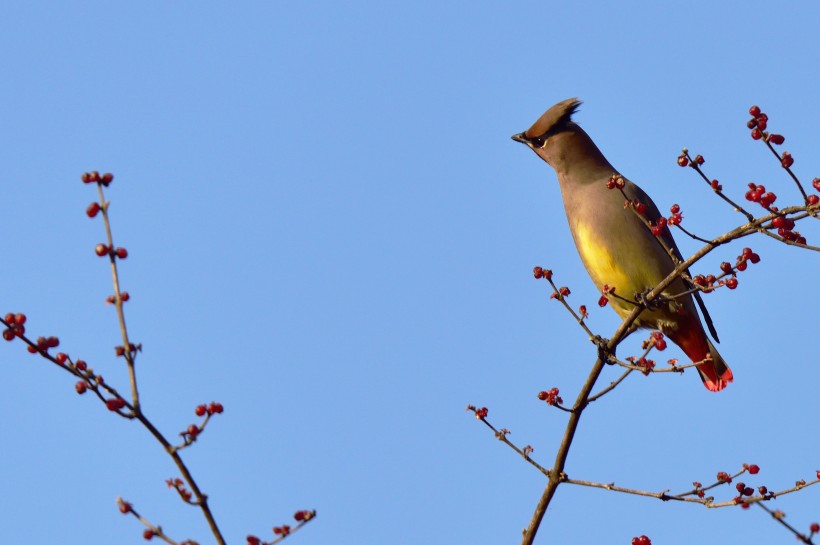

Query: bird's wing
[624,181,720,343]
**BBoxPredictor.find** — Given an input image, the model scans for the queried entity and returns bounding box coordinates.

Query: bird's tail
[670,322,733,392]
[696,338,733,392]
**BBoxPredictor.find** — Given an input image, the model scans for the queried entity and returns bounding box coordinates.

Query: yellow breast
[574,222,629,288]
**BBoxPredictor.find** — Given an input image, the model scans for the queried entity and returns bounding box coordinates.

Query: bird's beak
[511,132,528,144]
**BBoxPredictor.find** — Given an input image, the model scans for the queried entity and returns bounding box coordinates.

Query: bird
[511,98,733,391]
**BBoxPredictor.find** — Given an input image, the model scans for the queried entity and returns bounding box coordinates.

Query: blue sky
[1,2,818,544]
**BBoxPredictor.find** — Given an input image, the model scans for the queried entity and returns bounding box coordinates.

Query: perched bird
[512,98,732,391]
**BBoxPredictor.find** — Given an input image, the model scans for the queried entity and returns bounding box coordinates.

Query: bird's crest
[524,98,582,139]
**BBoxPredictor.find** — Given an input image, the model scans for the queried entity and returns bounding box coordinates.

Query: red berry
[751,129,762,140]
[75,381,88,394]
[95,244,109,257]
[749,105,761,117]
[767,134,785,145]
[781,152,794,168]
[195,404,207,416]
[748,464,760,474]
[760,192,777,207]
[86,202,101,218]
[106,398,125,411]
[115,247,128,259]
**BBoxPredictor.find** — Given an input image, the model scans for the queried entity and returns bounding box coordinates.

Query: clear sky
[1,2,818,544]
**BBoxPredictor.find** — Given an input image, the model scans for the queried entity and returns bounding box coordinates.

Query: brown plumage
[512,98,732,391]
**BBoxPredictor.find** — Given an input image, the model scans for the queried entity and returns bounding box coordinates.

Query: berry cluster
[627,356,655,376]
[550,286,571,300]
[747,107,794,169]
[606,174,626,190]
[597,285,616,308]
[744,183,778,209]
[640,331,667,352]
[246,511,316,545]
[676,151,704,168]
[649,216,668,237]
[195,402,224,416]
[667,203,683,226]
[532,266,553,280]
[166,477,194,503]
[179,402,225,446]
[1,312,26,340]
[81,171,114,186]
[95,243,129,259]
[537,388,563,406]
[693,247,760,292]
[770,212,808,245]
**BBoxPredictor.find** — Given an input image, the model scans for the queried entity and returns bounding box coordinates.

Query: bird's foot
[635,290,668,310]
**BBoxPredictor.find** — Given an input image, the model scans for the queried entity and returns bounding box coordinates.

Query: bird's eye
[531,136,546,148]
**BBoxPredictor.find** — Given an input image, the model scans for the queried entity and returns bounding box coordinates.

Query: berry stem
[756,502,814,545]
[762,139,809,202]
[96,183,141,414]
